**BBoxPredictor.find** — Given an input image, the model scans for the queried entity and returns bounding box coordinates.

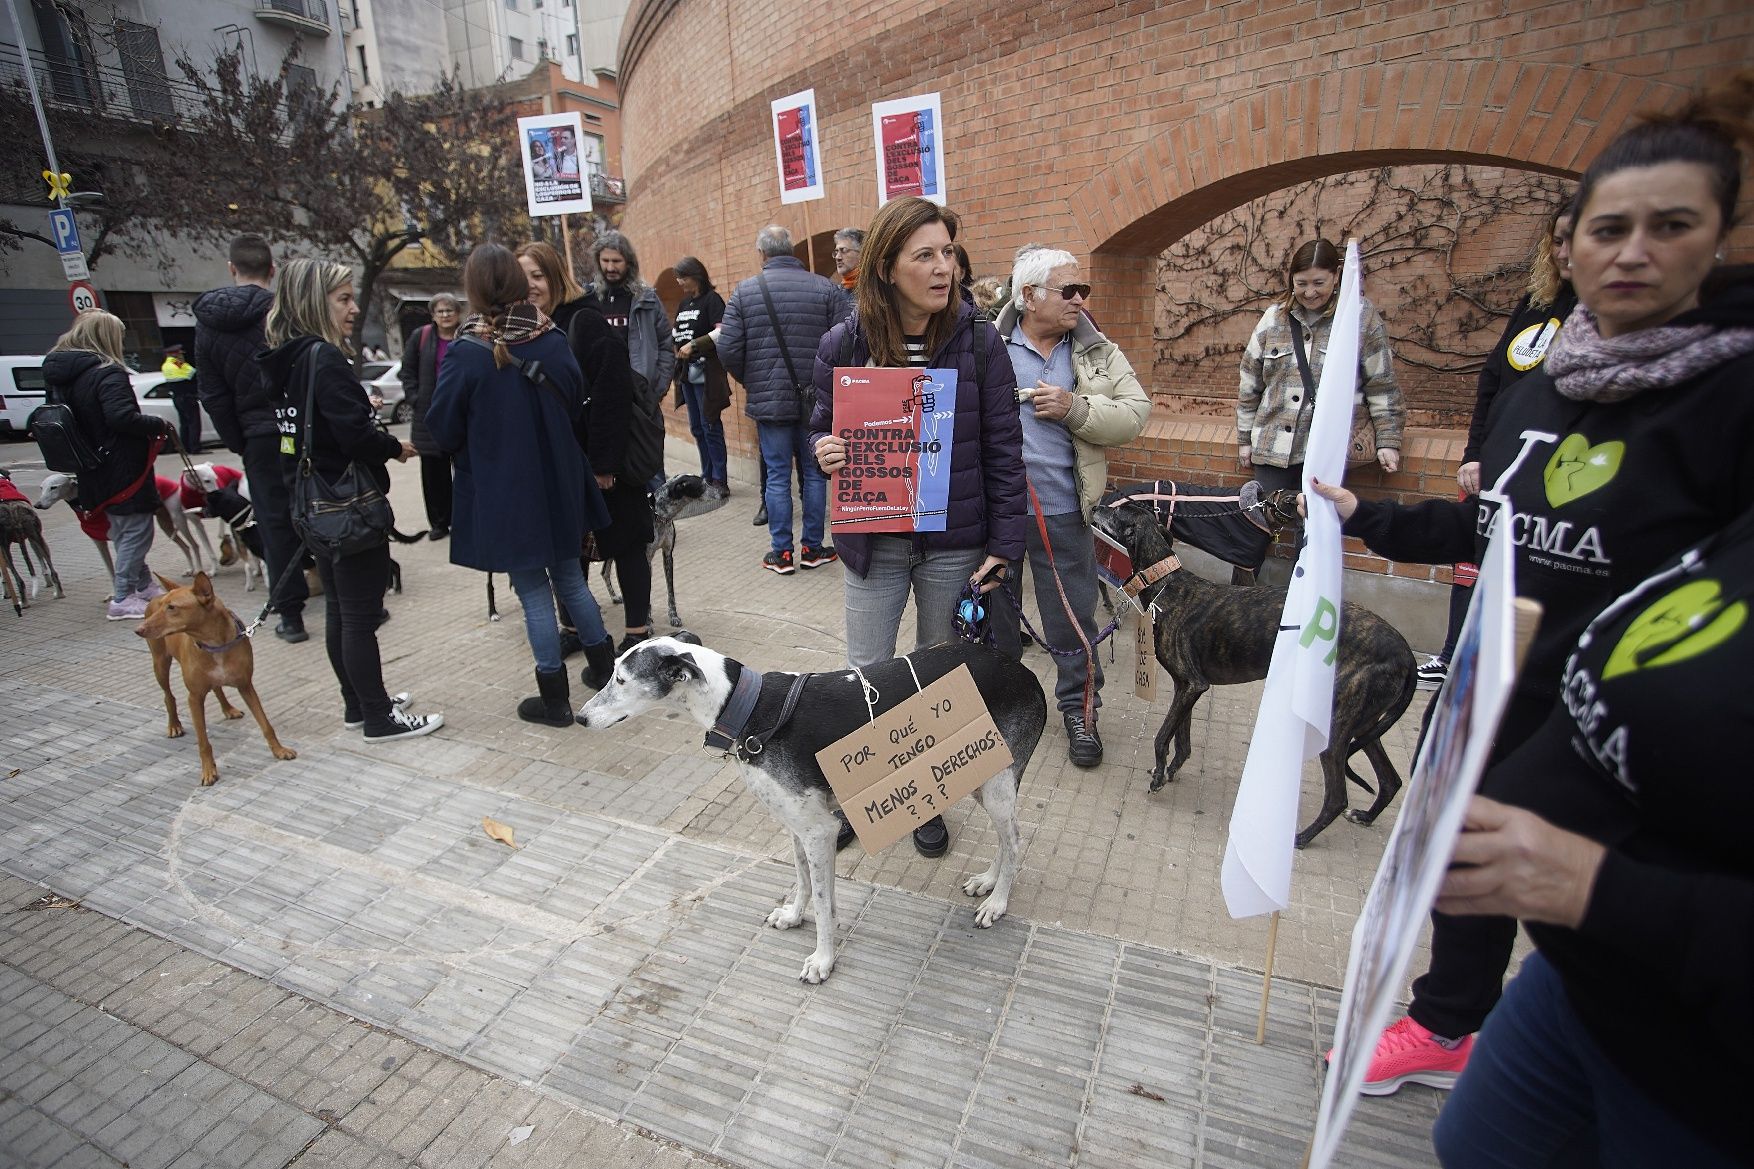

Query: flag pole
[1255,910,1282,1044]
[560,213,576,279]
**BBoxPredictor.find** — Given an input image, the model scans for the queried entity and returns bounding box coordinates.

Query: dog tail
[390,526,427,544]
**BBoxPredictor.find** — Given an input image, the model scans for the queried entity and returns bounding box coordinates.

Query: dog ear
[663,651,703,686]
[154,571,180,592]
[192,572,214,601]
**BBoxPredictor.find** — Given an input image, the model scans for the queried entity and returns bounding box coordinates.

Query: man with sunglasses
[989,248,1151,767]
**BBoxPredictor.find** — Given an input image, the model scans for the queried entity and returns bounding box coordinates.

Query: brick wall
[615,0,1751,566]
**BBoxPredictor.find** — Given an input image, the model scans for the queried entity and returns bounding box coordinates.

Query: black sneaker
[617,630,651,655]
[762,549,795,575]
[363,708,444,742]
[1064,711,1103,768]
[834,809,857,852]
[912,816,949,858]
[799,544,838,569]
[1416,655,1448,691]
[428,526,449,541]
[345,692,412,730]
[274,619,309,644]
[752,504,768,527]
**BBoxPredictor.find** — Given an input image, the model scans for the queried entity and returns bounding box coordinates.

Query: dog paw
[962,872,997,898]
[166,723,184,739]
[200,768,219,787]
[273,746,298,761]
[765,904,805,930]
[973,897,1008,928]
[222,707,245,721]
[798,950,836,983]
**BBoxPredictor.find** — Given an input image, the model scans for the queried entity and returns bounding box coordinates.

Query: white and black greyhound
[576,637,1047,983]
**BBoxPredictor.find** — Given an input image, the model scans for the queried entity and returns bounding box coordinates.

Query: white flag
[1221,240,1365,919]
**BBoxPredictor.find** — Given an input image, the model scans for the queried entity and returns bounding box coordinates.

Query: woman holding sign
[1310,75,1754,1114]
[811,197,1026,859]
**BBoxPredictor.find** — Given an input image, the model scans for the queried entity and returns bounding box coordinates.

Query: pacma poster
[517,112,592,218]
[871,92,945,206]
[830,367,958,533]
[771,88,825,204]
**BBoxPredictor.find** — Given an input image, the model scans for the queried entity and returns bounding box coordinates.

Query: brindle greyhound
[1092,500,1416,847]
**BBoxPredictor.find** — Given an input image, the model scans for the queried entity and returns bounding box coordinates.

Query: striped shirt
[903,334,929,366]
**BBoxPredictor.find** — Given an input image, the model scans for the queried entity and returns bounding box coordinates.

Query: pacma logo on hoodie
[1476,429,1617,575]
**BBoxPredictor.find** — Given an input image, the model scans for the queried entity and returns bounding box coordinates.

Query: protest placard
[517,112,592,218]
[829,366,957,533]
[815,665,1013,854]
[871,93,945,206]
[771,88,825,205]
[1308,518,1525,1169]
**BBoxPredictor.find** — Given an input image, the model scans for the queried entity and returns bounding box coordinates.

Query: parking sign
[48,208,81,255]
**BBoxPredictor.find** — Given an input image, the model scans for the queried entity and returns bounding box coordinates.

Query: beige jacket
[1236,298,1404,467]
[994,302,1152,519]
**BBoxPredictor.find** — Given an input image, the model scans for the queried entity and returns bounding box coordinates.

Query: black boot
[517,667,573,728]
[580,636,616,691]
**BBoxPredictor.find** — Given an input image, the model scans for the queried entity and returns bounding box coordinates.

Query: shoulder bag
[757,273,817,418]
[1290,315,1377,469]
[289,348,394,557]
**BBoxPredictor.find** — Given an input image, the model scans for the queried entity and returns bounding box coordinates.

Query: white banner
[517,112,592,218]
[1220,240,1365,919]
[771,88,826,205]
[1309,509,1520,1168]
[871,92,945,207]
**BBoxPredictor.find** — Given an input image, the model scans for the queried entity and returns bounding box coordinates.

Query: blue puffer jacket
[719,256,852,425]
[809,302,1026,578]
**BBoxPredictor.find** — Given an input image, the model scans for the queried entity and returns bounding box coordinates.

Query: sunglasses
[1041,283,1092,301]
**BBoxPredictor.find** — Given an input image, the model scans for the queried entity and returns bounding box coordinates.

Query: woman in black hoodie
[43,309,173,620]
[1311,76,1754,1160]
[258,260,443,742]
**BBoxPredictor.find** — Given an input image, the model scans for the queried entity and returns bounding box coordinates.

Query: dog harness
[704,668,809,760]
[195,614,250,654]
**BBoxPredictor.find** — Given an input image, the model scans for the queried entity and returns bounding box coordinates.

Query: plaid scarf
[460,302,554,348]
[1546,304,1754,403]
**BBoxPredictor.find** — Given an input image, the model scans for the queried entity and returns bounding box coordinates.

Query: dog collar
[704,665,766,754]
[1122,556,1180,601]
[196,614,250,654]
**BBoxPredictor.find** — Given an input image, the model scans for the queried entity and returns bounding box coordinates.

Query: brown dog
[135,572,296,785]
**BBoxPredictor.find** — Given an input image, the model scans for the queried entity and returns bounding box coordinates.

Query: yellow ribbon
[43,170,72,200]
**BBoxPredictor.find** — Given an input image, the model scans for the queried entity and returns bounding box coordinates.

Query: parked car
[361,361,409,424]
[0,356,48,439]
[132,372,220,450]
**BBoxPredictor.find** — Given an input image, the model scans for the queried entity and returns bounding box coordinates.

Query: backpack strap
[457,332,580,411]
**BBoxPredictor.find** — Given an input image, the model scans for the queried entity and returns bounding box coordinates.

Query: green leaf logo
[1543,433,1625,507]
[1602,579,1747,680]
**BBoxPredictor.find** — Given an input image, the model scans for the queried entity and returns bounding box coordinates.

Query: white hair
[757,224,794,258]
[1010,248,1078,313]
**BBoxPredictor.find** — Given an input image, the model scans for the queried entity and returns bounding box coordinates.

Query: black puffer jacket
[193,284,277,451]
[43,350,166,515]
[258,336,402,495]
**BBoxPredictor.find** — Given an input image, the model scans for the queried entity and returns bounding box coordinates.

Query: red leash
[1025,476,1097,728]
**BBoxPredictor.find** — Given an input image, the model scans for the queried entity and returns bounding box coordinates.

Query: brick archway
[1075,61,1691,359]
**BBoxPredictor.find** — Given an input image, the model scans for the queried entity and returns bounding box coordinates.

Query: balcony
[590,171,625,204]
[255,0,332,36]
[0,41,206,124]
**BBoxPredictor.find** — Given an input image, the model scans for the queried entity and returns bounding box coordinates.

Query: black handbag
[289,347,393,557]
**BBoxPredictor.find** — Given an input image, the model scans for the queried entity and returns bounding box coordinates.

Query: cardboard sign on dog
[816,664,1013,854]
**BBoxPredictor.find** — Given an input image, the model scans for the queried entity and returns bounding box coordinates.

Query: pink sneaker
[1331,1015,1473,1096]
[139,578,166,600]
[106,593,149,621]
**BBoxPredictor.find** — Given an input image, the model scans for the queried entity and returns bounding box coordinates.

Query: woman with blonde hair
[44,309,174,620]
[258,259,442,742]
[1236,238,1405,492]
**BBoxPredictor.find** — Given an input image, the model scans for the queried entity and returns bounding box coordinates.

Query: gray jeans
[108,511,155,601]
[843,536,983,668]
[989,510,1104,714]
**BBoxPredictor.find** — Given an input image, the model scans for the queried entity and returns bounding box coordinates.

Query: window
[286,63,319,122]
[357,45,371,86]
[115,20,173,119]
[504,0,517,8]
[508,36,525,60]
[565,33,578,56]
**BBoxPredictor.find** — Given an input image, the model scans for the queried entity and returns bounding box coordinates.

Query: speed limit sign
[68,281,99,315]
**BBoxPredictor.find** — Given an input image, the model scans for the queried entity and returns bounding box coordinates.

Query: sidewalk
[0,440,1448,1167]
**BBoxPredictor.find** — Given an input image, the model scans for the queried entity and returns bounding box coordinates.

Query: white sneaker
[363,707,443,742]
[345,692,412,730]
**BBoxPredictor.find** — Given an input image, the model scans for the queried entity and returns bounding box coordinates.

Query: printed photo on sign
[771,88,826,205]
[871,92,945,206]
[829,366,958,533]
[517,112,592,218]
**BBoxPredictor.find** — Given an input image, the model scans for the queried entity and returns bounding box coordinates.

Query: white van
[0,356,48,438]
